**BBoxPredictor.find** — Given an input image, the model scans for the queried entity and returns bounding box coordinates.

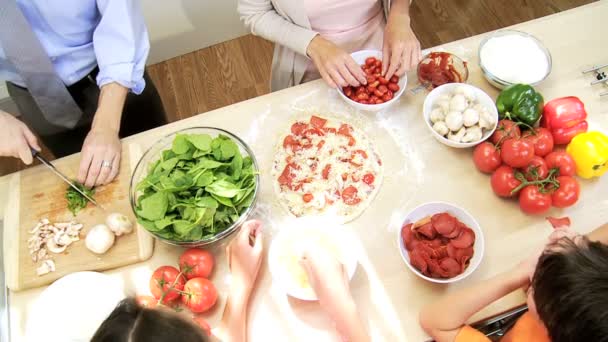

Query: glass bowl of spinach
[129,127,259,247]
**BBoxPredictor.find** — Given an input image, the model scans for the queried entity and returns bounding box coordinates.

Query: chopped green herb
[65,182,95,216]
[135,133,257,242]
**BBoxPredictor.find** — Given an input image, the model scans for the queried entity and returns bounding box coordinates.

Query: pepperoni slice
[283,135,301,151]
[460,255,472,273]
[440,258,461,278]
[409,250,428,274]
[362,173,375,185]
[338,124,353,136]
[278,163,298,189]
[401,223,414,251]
[431,213,457,236]
[451,228,475,249]
[323,127,337,134]
[416,222,437,239]
[428,259,449,278]
[341,186,361,205]
[546,216,571,229]
[444,222,463,239]
[310,115,327,129]
[291,123,308,136]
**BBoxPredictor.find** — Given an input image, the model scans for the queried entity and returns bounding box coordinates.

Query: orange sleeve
[455,326,492,342]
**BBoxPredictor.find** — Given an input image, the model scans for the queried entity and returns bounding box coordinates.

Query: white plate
[25,272,125,342]
[268,224,358,301]
[397,202,485,284]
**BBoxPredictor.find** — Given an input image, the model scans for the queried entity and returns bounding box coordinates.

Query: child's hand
[300,246,354,319]
[226,220,264,298]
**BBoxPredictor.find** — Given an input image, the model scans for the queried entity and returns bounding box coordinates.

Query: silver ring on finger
[101,160,112,168]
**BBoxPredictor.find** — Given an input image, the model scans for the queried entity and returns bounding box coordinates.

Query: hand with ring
[77,127,121,188]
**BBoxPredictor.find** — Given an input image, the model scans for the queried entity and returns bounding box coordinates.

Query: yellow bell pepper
[566,131,608,179]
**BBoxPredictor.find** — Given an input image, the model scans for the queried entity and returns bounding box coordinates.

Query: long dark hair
[532,237,608,342]
[91,298,208,342]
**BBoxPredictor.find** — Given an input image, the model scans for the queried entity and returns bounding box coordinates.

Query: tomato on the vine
[501,139,534,168]
[491,120,521,146]
[524,156,549,181]
[179,249,215,280]
[136,295,157,308]
[473,142,501,173]
[522,128,554,157]
[491,166,522,197]
[551,176,580,208]
[182,277,218,313]
[519,185,552,215]
[545,151,576,177]
[150,266,185,304]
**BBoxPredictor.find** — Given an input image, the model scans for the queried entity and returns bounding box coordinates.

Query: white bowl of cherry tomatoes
[473,120,580,215]
[338,50,407,112]
[397,202,484,284]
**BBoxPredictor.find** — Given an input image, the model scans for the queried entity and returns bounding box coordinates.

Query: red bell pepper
[541,96,588,145]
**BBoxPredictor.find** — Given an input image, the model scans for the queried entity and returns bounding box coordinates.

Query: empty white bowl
[337,50,408,112]
[423,83,499,148]
[397,202,485,284]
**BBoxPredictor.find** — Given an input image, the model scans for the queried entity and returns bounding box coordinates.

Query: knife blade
[31,149,107,212]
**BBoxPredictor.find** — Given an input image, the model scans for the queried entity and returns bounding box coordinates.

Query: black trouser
[7,68,167,157]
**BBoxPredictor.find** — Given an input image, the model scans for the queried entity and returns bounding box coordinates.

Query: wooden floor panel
[0,0,596,176]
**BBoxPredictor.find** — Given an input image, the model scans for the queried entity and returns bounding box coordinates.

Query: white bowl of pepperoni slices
[338,50,408,112]
[397,202,484,284]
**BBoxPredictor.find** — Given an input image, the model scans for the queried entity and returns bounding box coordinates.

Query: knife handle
[30,147,40,157]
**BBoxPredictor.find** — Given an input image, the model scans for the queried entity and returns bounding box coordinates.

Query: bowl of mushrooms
[423,83,498,148]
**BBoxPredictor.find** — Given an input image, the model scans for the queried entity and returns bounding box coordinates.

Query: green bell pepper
[495,84,544,127]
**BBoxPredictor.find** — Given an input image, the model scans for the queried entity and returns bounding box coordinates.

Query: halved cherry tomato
[388,83,400,92]
[322,164,331,179]
[491,120,521,146]
[524,156,549,181]
[303,193,314,203]
[342,186,361,205]
[363,173,375,185]
[377,85,388,94]
[390,75,399,83]
[310,115,327,129]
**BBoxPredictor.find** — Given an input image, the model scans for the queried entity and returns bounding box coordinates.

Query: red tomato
[322,164,331,179]
[501,139,534,168]
[491,120,521,146]
[522,128,554,157]
[363,173,375,185]
[302,193,314,203]
[378,76,389,85]
[343,87,354,97]
[310,115,327,129]
[524,156,549,181]
[179,249,215,280]
[182,278,218,313]
[491,166,522,197]
[378,85,388,94]
[290,123,307,136]
[374,59,382,68]
[519,185,552,215]
[551,176,580,208]
[472,142,501,173]
[545,151,576,177]
[341,186,361,205]
[365,57,376,66]
[150,266,185,304]
[388,83,400,92]
[192,316,211,336]
[136,295,157,308]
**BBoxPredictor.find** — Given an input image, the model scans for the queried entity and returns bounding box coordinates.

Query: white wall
[141,0,248,64]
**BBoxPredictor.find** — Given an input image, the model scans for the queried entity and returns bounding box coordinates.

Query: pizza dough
[271,115,383,223]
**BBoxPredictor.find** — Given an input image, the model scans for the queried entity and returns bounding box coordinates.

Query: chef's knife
[31,149,107,212]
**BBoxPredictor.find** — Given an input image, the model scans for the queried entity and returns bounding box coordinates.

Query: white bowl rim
[336,49,408,110]
[397,201,485,284]
[423,83,499,148]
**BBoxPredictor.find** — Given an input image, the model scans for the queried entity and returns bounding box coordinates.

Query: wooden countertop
[3,2,608,341]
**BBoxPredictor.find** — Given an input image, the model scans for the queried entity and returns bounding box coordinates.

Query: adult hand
[0,110,41,164]
[77,127,121,188]
[382,13,421,80]
[227,220,264,298]
[300,245,354,319]
[307,35,367,88]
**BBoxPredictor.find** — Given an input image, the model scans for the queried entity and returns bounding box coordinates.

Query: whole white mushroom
[463,108,480,127]
[449,94,467,112]
[435,99,450,113]
[445,111,464,132]
[85,224,115,255]
[479,108,497,130]
[432,121,449,136]
[106,213,133,236]
[462,126,483,143]
[448,127,467,142]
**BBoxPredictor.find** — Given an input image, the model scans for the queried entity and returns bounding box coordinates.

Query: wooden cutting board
[4,144,154,291]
